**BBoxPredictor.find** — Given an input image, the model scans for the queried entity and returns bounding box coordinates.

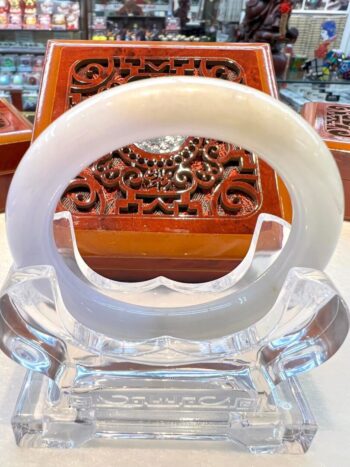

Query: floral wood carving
[60,56,262,218]
[325,105,350,138]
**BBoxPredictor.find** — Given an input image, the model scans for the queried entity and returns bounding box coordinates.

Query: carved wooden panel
[0,99,32,212]
[33,41,290,281]
[68,56,245,106]
[61,138,261,219]
[302,102,350,148]
[302,102,350,221]
[60,55,263,221]
[325,105,350,139]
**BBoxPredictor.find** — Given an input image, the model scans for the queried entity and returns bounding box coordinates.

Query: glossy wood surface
[302,102,350,221]
[34,41,291,281]
[0,99,32,213]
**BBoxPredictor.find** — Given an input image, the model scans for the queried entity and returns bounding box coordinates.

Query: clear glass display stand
[0,213,348,453]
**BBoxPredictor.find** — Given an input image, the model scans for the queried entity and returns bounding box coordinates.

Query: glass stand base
[12,370,317,453]
[3,217,347,454]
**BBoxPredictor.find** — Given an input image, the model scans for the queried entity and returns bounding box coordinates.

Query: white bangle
[5,76,344,340]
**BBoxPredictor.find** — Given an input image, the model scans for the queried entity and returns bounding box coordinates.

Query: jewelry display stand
[1,77,348,453]
[1,213,347,452]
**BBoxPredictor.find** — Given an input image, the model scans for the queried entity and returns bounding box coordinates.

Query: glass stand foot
[12,370,317,453]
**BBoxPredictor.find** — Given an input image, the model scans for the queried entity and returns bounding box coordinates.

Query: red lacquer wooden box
[302,102,350,221]
[0,99,32,213]
[34,40,291,282]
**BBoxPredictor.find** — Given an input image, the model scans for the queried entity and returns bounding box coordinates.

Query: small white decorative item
[0,77,348,452]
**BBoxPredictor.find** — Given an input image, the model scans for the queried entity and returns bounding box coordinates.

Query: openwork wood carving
[325,105,350,138]
[68,56,245,106]
[61,138,260,217]
[60,56,262,219]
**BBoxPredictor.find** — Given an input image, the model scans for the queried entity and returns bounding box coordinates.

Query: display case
[88,0,208,41]
[278,73,350,112]
[0,1,349,112]
[0,0,88,110]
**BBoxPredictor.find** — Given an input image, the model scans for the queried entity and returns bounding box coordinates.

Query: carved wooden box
[302,102,350,221]
[34,40,291,281]
[0,99,32,213]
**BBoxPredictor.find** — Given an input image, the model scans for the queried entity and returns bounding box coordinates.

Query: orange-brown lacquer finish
[0,99,32,212]
[34,41,291,281]
[302,102,350,221]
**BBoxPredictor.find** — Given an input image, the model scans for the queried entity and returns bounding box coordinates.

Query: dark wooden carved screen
[34,41,291,281]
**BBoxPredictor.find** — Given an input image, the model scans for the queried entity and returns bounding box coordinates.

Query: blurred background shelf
[0,0,348,115]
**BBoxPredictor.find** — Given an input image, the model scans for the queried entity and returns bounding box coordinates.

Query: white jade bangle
[5,77,344,340]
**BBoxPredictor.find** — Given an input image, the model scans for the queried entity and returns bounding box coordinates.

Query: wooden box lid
[302,102,350,220]
[0,99,32,213]
[33,40,291,282]
[0,99,32,174]
[302,102,350,153]
[302,102,350,180]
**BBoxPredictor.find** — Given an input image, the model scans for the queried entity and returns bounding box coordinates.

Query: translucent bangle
[5,76,344,340]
